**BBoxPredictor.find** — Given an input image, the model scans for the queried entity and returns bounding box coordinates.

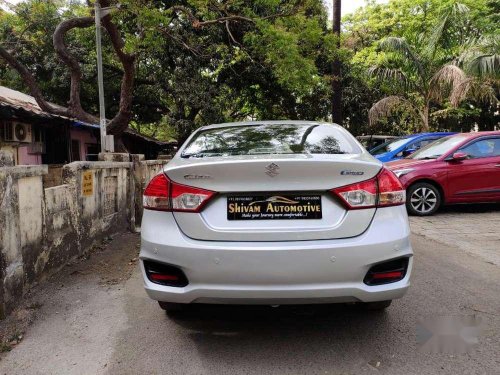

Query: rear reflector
[364,258,409,286]
[143,173,216,212]
[371,271,404,280]
[331,167,405,209]
[143,260,188,287]
[150,274,180,282]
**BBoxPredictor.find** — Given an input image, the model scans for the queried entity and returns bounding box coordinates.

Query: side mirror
[448,152,468,161]
[402,148,417,157]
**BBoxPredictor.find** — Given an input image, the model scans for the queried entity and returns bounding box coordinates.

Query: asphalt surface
[0,231,499,374]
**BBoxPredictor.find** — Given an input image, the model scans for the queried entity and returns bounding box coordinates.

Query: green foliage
[133,0,333,139]
[346,0,499,133]
[0,0,498,142]
[1,0,335,141]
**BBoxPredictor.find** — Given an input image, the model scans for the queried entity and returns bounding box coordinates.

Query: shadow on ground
[168,303,390,332]
[161,303,399,372]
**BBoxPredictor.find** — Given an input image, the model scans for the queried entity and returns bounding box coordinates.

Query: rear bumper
[140,206,413,305]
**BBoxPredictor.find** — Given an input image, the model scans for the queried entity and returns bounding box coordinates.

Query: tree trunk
[331,0,343,126]
[421,103,430,132]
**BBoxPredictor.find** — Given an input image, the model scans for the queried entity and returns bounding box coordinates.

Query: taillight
[331,168,405,209]
[143,173,216,212]
[376,168,406,207]
[143,174,171,211]
[332,178,378,209]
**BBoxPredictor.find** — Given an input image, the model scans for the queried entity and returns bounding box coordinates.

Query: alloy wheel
[410,187,437,214]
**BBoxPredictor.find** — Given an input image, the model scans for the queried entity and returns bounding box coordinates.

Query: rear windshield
[181,123,362,158]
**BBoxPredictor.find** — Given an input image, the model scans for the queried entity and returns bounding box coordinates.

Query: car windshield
[408,134,469,160]
[370,138,407,155]
[181,123,362,158]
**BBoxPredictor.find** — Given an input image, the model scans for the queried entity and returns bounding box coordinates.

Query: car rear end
[140,121,413,307]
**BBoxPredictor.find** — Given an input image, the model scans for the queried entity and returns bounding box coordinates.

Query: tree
[367,3,498,131]
[331,0,342,125]
[460,35,500,79]
[0,0,334,146]
[122,0,332,141]
[0,0,134,148]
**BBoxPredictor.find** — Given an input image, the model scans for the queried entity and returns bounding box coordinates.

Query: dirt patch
[0,231,140,354]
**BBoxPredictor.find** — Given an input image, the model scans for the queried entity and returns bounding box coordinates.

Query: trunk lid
[166,154,382,241]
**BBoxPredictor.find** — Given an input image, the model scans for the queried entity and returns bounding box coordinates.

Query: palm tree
[460,35,500,79]
[331,0,342,125]
[368,3,498,131]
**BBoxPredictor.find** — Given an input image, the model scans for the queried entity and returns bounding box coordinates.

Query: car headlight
[393,168,414,178]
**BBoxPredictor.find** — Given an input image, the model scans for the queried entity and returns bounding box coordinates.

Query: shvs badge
[227,195,322,221]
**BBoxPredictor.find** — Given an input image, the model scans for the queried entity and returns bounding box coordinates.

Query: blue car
[370,132,457,162]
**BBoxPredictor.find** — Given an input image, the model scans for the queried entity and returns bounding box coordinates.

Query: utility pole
[331,0,343,126]
[94,1,114,152]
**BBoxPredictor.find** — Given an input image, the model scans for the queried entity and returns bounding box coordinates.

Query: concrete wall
[42,165,64,188]
[0,165,48,317]
[0,161,135,317]
[132,156,168,226]
[0,156,168,317]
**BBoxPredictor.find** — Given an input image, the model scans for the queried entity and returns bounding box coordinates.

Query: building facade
[0,86,170,165]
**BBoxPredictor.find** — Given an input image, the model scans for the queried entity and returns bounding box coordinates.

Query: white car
[140,121,413,314]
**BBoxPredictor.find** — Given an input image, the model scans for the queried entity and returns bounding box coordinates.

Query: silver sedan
[140,121,413,314]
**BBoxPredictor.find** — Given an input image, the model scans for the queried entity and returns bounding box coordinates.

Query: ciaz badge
[341,170,364,176]
[184,174,212,180]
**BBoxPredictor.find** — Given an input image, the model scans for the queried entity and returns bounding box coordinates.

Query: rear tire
[360,300,392,310]
[406,182,441,216]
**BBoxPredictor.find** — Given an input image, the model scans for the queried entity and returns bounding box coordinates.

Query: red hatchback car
[386,131,500,216]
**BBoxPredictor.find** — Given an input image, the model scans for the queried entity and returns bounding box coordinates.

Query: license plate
[227,195,322,221]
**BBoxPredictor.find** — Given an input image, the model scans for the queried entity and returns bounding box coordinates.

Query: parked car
[140,121,413,314]
[357,135,399,150]
[370,132,456,162]
[387,131,500,216]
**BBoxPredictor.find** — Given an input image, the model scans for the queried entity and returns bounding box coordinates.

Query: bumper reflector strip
[364,258,409,286]
[144,260,189,287]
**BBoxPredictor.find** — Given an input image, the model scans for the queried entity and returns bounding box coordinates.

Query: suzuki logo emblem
[265,163,280,177]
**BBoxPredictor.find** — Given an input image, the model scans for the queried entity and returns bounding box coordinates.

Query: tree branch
[169,5,255,28]
[99,0,136,136]
[0,44,66,116]
[53,16,98,124]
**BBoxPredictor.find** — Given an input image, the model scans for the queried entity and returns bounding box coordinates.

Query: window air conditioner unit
[11,122,32,143]
[2,121,33,143]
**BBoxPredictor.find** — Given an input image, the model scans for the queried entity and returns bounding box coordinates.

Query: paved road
[410,203,500,266]
[1,221,499,374]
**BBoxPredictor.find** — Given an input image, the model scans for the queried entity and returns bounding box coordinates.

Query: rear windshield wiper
[181,153,224,159]
[181,148,244,158]
[181,153,206,158]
